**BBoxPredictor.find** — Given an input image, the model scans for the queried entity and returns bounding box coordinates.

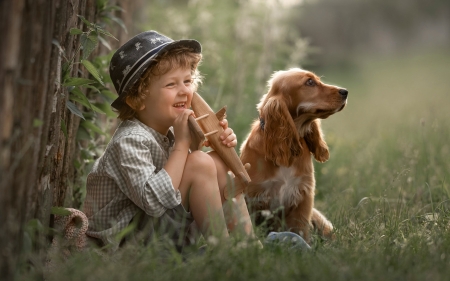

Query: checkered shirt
[83,118,181,246]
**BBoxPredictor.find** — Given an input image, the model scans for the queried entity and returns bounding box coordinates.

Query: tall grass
[19,49,450,280]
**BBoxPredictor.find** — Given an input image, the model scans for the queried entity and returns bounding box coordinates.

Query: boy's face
[136,67,194,134]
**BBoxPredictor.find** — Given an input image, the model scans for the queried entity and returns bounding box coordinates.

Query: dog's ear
[304,119,329,163]
[261,96,302,166]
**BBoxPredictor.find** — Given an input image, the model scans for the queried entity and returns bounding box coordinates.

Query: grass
[18,48,450,280]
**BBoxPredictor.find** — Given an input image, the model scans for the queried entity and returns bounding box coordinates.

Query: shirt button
[163,137,168,142]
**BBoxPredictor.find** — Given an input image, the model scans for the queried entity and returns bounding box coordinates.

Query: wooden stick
[204,130,218,137]
[195,114,209,121]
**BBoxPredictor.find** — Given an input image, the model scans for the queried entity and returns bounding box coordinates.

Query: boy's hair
[116,46,203,120]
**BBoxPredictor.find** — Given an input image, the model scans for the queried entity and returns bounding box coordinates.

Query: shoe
[264,231,311,251]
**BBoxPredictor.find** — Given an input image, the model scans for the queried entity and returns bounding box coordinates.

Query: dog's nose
[339,88,348,98]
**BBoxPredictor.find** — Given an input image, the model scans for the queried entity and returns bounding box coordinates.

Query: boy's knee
[186,151,216,176]
[206,151,228,175]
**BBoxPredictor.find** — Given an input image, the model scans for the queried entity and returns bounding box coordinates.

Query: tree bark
[0,0,137,278]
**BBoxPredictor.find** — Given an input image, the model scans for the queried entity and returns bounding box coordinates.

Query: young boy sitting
[83,30,255,251]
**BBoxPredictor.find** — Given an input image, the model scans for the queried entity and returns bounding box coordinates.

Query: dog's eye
[305,78,316,86]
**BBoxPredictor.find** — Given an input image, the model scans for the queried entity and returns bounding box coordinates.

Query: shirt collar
[132,118,175,147]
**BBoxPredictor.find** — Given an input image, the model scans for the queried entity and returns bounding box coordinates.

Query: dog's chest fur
[257,166,314,209]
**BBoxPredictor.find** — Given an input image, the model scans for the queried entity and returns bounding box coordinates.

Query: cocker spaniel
[239,68,348,243]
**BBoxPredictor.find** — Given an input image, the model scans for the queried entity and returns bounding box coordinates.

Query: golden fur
[239,68,348,242]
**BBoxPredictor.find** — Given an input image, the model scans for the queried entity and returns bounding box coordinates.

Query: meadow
[19,48,450,281]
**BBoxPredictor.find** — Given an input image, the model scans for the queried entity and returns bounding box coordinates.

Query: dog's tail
[311,208,335,240]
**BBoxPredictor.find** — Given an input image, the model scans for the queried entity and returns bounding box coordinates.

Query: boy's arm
[163,108,192,191]
[163,139,189,191]
[112,134,181,217]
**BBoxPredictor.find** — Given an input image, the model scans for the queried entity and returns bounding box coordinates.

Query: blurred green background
[135,0,450,143]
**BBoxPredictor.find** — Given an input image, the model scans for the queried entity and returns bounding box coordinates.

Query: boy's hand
[173,109,193,148]
[204,119,237,148]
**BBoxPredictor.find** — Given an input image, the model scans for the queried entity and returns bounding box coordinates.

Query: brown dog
[239,68,347,243]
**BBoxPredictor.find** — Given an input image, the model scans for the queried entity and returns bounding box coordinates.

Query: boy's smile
[135,67,194,134]
[173,102,187,110]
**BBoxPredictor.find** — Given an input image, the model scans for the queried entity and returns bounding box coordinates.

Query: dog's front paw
[320,223,335,240]
[314,145,329,163]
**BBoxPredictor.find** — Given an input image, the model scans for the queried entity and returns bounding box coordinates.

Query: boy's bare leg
[207,151,254,236]
[178,151,229,238]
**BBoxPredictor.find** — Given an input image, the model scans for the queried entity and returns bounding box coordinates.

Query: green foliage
[66,100,85,120]
[50,207,72,216]
[81,59,105,86]
[141,0,310,141]
[96,0,127,34]
[58,2,125,208]
[32,118,43,128]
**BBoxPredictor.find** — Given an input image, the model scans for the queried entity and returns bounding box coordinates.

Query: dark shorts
[124,204,197,250]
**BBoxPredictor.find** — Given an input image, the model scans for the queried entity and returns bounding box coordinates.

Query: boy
[83,30,255,250]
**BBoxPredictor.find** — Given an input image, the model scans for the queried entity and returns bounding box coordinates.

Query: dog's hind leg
[311,208,335,240]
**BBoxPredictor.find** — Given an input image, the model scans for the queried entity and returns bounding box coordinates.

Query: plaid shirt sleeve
[109,132,181,218]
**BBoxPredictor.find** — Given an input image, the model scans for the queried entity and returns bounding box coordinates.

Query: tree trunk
[0,0,139,278]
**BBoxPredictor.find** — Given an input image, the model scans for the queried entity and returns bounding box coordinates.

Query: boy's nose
[179,85,192,94]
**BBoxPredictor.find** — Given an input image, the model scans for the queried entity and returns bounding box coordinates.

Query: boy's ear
[126,96,146,111]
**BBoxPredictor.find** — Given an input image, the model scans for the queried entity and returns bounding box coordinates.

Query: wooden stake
[195,114,209,121]
[204,130,218,137]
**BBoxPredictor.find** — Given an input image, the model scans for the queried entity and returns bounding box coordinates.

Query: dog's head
[257,68,348,166]
[259,68,347,120]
